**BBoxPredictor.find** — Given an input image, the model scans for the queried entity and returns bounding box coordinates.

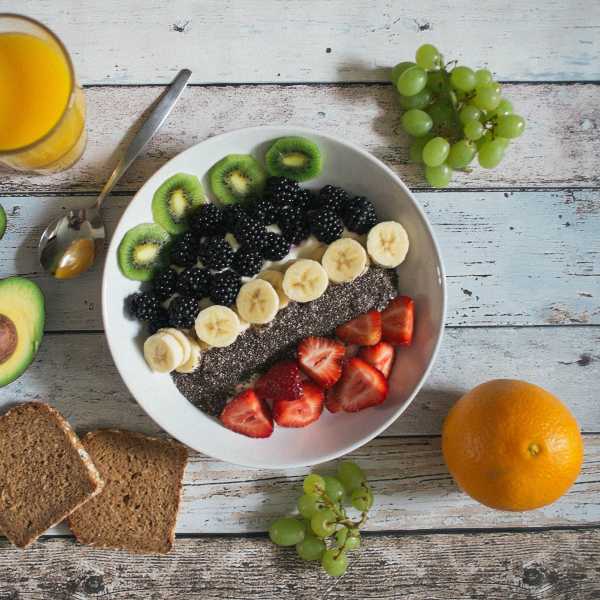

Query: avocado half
[0,277,45,387]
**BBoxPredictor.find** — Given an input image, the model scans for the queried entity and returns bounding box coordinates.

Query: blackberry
[250,197,278,225]
[126,292,160,322]
[168,295,199,329]
[170,232,198,267]
[265,176,300,205]
[222,205,248,232]
[151,267,178,300]
[232,246,264,277]
[190,203,224,236]
[343,196,378,234]
[176,266,212,298]
[202,237,234,270]
[234,218,267,251]
[262,231,291,261]
[319,185,350,214]
[281,221,311,245]
[209,269,242,306]
[297,188,316,211]
[148,307,170,335]
[308,209,344,244]
[276,203,304,231]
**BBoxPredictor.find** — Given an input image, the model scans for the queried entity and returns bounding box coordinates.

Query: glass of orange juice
[0,14,86,173]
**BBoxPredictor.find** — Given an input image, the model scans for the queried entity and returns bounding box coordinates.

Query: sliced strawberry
[358,341,395,378]
[335,311,382,346]
[297,336,346,389]
[381,296,414,346]
[273,381,324,427]
[336,357,388,413]
[255,360,303,402]
[220,389,274,438]
[325,384,343,413]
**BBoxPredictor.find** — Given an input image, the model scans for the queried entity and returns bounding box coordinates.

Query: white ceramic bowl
[103,126,446,468]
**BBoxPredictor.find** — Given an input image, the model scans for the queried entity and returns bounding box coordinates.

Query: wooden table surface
[1,2,599,598]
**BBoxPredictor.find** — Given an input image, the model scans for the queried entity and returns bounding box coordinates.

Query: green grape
[495,136,510,149]
[269,517,305,547]
[401,109,433,137]
[478,139,505,168]
[422,136,450,167]
[303,473,326,495]
[298,494,325,519]
[345,530,361,551]
[408,136,431,163]
[323,476,345,502]
[321,548,348,577]
[426,70,446,93]
[390,61,415,86]
[398,87,432,110]
[475,130,493,149]
[396,66,427,97]
[458,104,481,125]
[336,461,365,492]
[495,114,525,138]
[415,43,441,70]
[310,509,337,538]
[335,527,348,548]
[450,66,476,92]
[490,81,502,95]
[351,486,374,511]
[472,85,501,111]
[447,139,476,169]
[296,534,326,561]
[425,163,452,188]
[474,68,493,87]
[491,98,513,118]
[427,101,455,128]
[463,119,485,141]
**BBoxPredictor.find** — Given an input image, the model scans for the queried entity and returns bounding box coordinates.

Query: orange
[442,379,584,511]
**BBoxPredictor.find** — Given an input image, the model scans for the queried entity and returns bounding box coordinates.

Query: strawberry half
[273,381,324,427]
[381,296,414,346]
[325,384,343,413]
[335,357,388,413]
[358,341,395,378]
[220,389,274,438]
[335,311,382,346]
[297,336,346,389]
[255,360,303,402]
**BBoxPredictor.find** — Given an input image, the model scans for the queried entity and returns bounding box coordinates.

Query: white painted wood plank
[17,0,600,84]
[1,84,598,193]
[0,190,597,330]
[1,327,597,437]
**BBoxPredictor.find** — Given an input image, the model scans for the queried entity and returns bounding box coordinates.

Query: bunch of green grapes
[392,44,526,188]
[268,461,373,577]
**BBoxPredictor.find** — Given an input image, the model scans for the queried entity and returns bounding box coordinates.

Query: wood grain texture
[1,189,598,330]
[17,0,600,84]
[1,529,599,599]
[0,83,599,194]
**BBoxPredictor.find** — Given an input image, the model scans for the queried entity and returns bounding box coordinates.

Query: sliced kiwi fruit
[209,154,266,205]
[0,205,6,240]
[118,223,172,281]
[151,173,205,234]
[265,136,323,182]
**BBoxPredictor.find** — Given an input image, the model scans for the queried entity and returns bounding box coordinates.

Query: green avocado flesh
[0,277,45,388]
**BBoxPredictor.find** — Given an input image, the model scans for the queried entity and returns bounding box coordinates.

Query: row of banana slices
[144,220,409,373]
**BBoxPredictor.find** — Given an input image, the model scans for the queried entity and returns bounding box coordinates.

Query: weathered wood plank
[2,328,598,438]
[18,0,600,84]
[0,189,597,331]
[1,529,598,599]
[0,84,598,194]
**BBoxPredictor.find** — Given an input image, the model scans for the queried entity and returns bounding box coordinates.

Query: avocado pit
[0,314,18,364]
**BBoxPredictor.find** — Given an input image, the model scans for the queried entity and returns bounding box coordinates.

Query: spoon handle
[94,68,192,210]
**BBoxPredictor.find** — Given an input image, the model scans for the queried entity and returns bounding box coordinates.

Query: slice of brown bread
[0,402,103,548]
[68,429,188,554]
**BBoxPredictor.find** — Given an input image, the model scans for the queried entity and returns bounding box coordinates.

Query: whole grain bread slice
[68,429,188,554]
[0,402,104,548]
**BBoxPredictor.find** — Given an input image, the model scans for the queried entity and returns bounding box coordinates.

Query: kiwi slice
[0,205,6,240]
[151,173,205,234]
[118,223,172,281]
[209,154,266,205]
[265,136,323,182]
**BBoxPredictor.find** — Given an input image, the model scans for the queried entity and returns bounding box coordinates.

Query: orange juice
[0,17,86,172]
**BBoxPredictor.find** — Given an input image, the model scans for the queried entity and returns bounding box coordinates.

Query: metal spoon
[39,68,192,279]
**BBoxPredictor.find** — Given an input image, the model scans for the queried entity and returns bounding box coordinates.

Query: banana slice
[282,259,329,302]
[175,339,203,374]
[257,269,290,309]
[160,327,192,365]
[234,308,251,332]
[321,238,368,284]
[143,331,185,373]
[195,305,241,348]
[366,221,410,268]
[236,279,279,325]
